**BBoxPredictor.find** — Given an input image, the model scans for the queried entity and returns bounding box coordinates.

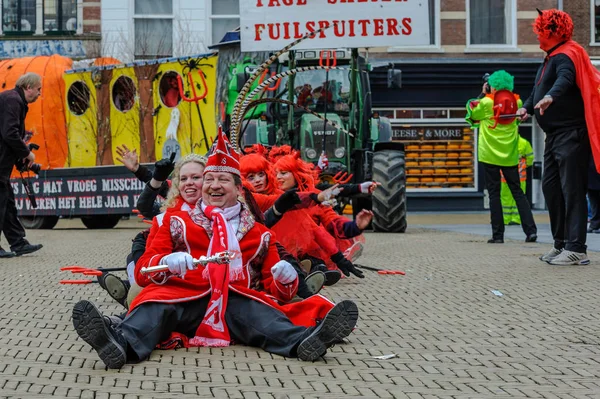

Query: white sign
[240,0,431,52]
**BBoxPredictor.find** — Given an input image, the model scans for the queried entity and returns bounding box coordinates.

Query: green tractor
[231,48,407,233]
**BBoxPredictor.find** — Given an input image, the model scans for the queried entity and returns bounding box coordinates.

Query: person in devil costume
[516,9,600,265]
[466,70,537,244]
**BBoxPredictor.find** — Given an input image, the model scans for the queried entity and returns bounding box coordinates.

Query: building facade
[368,0,600,211]
[98,0,600,212]
[101,0,239,62]
[0,0,101,59]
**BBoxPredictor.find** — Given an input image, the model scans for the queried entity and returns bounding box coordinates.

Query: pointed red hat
[204,126,241,176]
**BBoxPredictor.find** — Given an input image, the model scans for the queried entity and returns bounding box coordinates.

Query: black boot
[72,300,128,369]
[296,300,359,361]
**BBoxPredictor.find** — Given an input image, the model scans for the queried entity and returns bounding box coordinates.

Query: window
[210,0,239,46]
[593,0,600,44]
[44,0,77,33]
[133,0,173,59]
[112,76,137,113]
[67,81,91,116]
[467,0,515,46]
[2,0,36,34]
[159,71,182,108]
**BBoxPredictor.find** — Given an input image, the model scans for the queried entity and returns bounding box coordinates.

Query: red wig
[274,153,316,192]
[533,9,573,40]
[240,153,279,194]
[268,145,294,163]
[243,144,269,156]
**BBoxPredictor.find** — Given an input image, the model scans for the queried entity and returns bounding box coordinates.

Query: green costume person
[465,70,537,243]
[500,137,534,225]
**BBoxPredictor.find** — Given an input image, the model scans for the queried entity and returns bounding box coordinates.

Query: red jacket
[133,202,334,331]
[134,203,297,306]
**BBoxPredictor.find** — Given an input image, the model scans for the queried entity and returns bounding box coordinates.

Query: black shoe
[72,300,127,369]
[525,234,537,243]
[323,270,342,286]
[487,238,504,244]
[311,263,328,274]
[11,241,43,256]
[304,271,326,295]
[297,300,359,361]
[98,273,129,308]
[0,248,17,258]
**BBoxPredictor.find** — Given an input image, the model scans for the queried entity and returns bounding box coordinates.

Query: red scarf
[189,205,237,347]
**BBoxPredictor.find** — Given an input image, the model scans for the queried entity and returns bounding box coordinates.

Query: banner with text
[240,0,431,52]
[11,171,146,217]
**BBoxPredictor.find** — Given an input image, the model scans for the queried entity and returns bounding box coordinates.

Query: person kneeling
[71,130,358,369]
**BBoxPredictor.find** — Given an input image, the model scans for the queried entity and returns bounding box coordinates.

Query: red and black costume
[523,9,600,254]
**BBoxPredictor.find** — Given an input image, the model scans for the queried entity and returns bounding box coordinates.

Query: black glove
[152,152,176,182]
[273,189,301,215]
[330,251,364,278]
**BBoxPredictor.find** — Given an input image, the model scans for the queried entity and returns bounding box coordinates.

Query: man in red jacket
[72,129,358,369]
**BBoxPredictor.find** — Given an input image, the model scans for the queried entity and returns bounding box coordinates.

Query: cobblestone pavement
[2,217,600,398]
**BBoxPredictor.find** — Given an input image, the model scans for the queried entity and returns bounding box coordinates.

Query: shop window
[395,109,421,119]
[397,126,476,191]
[67,81,90,116]
[44,0,77,33]
[112,76,136,113]
[467,0,515,46]
[134,0,173,59]
[593,0,600,44]
[374,109,395,119]
[423,110,448,119]
[159,71,182,108]
[2,0,36,34]
[210,0,239,46]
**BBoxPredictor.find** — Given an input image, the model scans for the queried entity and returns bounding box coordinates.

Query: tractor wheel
[19,216,59,230]
[81,215,122,229]
[372,149,407,233]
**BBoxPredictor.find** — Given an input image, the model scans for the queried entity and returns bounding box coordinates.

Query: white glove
[161,252,195,278]
[271,261,297,285]
[320,185,342,201]
[359,182,377,193]
[317,151,329,170]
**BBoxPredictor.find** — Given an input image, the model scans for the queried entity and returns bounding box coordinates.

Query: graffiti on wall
[0,40,87,58]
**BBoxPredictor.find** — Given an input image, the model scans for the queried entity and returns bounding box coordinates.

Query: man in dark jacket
[0,73,44,257]
[516,9,593,265]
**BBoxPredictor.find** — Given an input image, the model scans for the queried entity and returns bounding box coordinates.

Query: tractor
[232,48,407,233]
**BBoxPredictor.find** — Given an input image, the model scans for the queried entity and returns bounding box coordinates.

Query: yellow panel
[152,62,194,160]
[110,67,141,163]
[178,55,218,156]
[64,72,98,167]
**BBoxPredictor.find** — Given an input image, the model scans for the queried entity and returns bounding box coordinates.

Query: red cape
[550,41,600,172]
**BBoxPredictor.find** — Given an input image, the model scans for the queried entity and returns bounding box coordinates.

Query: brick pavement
[1,218,600,398]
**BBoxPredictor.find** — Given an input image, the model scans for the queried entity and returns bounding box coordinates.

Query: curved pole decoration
[230,23,336,149]
[233,66,346,134]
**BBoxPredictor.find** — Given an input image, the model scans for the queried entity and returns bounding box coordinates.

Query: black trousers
[0,180,26,249]
[119,292,312,361]
[542,128,590,253]
[483,163,537,240]
[588,189,600,231]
